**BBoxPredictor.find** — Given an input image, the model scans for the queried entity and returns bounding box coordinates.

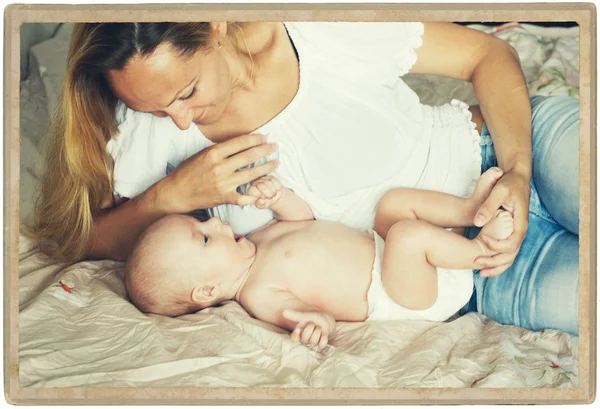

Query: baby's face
[127,214,256,316]
[159,215,256,286]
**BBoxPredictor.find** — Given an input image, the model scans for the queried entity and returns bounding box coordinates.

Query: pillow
[20,23,61,81]
[19,24,72,224]
[29,23,72,115]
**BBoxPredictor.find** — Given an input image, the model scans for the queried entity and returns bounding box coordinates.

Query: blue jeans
[462,95,580,336]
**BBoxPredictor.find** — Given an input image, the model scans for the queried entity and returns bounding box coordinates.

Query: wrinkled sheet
[19,23,580,388]
[19,235,578,388]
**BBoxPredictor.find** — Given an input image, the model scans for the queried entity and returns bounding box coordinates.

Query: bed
[18,22,580,388]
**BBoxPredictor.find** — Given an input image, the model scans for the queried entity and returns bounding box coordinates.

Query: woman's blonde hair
[30,23,212,262]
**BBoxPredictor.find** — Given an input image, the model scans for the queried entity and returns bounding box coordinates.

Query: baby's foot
[474,210,514,256]
[469,167,504,212]
[480,210,514,240]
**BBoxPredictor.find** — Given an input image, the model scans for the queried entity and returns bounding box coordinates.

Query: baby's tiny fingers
[271,191,282,203]
[318,334,328,351]
[290,327,301,343]
[255,182,266,196]
[300,324,316,344]
[247,185,261,198]
[308,327,322,346]
[272,178,282,191]
[264,182,277,198]
[255,199,266,209]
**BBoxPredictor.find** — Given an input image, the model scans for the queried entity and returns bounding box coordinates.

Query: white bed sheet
[18,23,580,388]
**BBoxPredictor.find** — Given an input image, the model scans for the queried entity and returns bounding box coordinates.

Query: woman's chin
[193,105,225,126]
[192,114,209,125]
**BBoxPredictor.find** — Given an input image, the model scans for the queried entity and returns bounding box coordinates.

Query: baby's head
[125,214,256,317]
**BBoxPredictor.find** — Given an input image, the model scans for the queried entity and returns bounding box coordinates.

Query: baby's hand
[282,309,336,351]
[247,176,283,209]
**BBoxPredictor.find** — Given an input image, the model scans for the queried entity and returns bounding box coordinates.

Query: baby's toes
[497,211,513,223]
[496,210,510,219]
[499,212,514,238]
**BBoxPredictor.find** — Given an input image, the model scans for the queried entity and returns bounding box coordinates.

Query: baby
[125,168,513,350]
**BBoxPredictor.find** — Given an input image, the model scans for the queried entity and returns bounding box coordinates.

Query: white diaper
[367,232,474,322]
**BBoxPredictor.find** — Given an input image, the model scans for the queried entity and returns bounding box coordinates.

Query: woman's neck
[224,22,279,91]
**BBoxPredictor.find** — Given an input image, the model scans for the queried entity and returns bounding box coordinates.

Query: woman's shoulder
[285,21,424,77]
[285,21,423,47]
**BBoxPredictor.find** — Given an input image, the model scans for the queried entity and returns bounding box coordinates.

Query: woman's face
[107,42,233,130]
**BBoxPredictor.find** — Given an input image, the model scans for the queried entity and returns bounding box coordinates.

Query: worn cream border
[4,2,596,405]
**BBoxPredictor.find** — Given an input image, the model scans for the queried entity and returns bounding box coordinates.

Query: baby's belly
[264,221,376,321]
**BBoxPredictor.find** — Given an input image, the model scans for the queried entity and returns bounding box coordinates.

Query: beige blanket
[19,234,578,388]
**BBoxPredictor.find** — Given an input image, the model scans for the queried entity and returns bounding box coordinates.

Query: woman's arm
[88,133,279,261]
[87,185,165,261]
[411,23,532,176]
[410,22,531,277]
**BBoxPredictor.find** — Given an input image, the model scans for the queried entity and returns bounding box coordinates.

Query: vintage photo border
[4,2,596,404]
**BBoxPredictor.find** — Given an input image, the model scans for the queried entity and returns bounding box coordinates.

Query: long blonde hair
[30,23,212,262]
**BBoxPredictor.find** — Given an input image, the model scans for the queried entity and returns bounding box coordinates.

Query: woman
[32,22,579,335]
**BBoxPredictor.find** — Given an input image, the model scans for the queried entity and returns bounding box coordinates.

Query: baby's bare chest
[249,222,376,296]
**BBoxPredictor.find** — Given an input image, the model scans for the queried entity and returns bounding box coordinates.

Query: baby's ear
[191,285,220,306]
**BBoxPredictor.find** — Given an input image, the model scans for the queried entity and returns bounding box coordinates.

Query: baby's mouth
[234,234,244,242]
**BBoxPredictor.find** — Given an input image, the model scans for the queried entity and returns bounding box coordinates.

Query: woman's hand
[473,169,531,277]
[155,133,279,213]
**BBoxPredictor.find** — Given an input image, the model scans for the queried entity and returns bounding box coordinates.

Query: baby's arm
[248,176,314,221]
[245,289,335,350]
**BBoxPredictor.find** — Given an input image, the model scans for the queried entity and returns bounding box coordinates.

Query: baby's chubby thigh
[379,220,440,311]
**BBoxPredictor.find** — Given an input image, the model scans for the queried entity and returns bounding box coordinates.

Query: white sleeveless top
[107,22,482,235]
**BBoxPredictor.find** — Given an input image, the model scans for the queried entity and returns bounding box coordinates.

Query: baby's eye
[179,87,196,101]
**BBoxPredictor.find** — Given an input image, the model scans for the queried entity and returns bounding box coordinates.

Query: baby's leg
[375,167,503,238]
[381,211,513,310]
